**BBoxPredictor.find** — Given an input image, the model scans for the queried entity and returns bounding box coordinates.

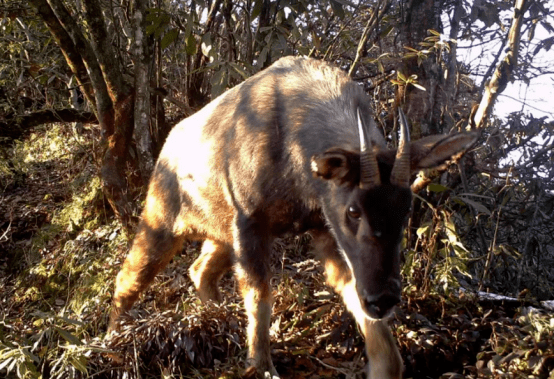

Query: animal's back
[156,56,367,235]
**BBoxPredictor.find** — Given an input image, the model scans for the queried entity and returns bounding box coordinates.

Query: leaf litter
[1,124,554,379]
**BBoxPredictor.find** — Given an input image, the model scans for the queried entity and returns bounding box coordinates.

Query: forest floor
[1,124,554,379]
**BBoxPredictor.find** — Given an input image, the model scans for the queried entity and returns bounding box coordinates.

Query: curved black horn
[390,109,411,187]
[358,108,381,189]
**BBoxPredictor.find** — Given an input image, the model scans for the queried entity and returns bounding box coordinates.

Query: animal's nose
[363,293,400,319]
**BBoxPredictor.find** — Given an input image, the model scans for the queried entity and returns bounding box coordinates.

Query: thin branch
[459,159,489,265]
[478,37,507,94]
[348,0,390,77]
[516,188,543,294]
[0,109,97,142]
[473,0,528,129]
[29,0,98,112]
[498,93,554,116]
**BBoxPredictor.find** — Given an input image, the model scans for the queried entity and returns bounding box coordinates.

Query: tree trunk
[31,0,135,223]
[188,0,223,108]
[397,0,444,137]
[30,0,97,112]
[132,0,155,184]
[81,0,136,223]
[102,95,134,223]
[254,0,273,68]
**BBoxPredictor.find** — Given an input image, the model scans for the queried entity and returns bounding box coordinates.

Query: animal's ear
[311,148,359,185]
[410,132,479,170]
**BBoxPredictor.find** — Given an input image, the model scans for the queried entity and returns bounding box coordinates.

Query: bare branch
[29,0,98,112]
[348,0,390,77]
[0,109,97,142]
[81,0,131,101]
[473,0,528,129]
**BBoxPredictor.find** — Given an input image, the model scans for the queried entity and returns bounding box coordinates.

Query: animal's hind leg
[108,159,191,332]
[311,229,402,379]
[109,223,186,332]
[189,239,233,303]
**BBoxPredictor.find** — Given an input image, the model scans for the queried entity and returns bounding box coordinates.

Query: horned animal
[109,56,477,378]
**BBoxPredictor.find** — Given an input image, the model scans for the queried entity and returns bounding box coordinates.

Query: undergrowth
[1,124,553,378]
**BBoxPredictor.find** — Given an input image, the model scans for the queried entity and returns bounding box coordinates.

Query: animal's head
[311,109,478,319]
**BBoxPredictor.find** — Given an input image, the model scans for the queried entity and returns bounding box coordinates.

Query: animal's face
[311,108,413,320]
[327,183,412,319]
[311,108,478,320]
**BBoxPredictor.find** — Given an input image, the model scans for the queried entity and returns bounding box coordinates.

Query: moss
[53,176,102,231]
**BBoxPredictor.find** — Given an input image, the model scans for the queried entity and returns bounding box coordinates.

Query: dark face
[328,183,412,319]
[311,116,478,320]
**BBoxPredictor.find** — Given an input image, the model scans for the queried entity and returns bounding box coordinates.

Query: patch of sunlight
[52,175,102,231]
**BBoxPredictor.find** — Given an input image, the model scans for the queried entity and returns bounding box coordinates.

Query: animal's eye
[347,205,361,219]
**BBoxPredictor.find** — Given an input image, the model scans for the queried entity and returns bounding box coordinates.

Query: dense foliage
[1,0,554,378]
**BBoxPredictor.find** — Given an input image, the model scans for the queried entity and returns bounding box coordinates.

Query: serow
[108,56,478,379]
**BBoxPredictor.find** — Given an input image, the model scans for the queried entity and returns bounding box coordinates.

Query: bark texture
[132,0,155,183]
[30,0,136,223]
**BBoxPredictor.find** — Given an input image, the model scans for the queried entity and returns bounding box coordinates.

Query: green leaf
[410,82,426,91]
[380,24,394,37]
[161,28,179,50]
[146,8,161,22]
[501,192,512,206]
[210,68,227,98]
[330,0,345,18]
[311,30,321,49]
[154,26,165,40]
[70,354,88,373]
[57,316,85,327]
[290,14,301,40]
[145,24,157,36]
[428,183,449,192]
[455,196,491,215]
[54,327,82,346]
[416,225,430,238]
[229,62,249,79]
[185,33,196,55]
[251,0,263,20]
[277,32,287,49]
[257,46,269,68]
[185,11,194,38]
[377,60,384,74]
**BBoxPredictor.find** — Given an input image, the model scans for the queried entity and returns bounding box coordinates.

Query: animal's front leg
[233,215,277,376]
[361,318,403,379]
[311,229,402,379]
